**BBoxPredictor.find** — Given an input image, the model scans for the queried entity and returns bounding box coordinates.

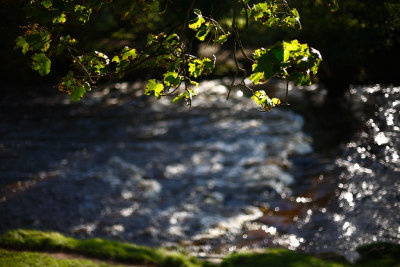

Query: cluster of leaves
[58,71,91,101]
[250,40,322,86]
[289,0,400,93]
[189,9,231,44]
[239,1,321,110]
[246,0,301,29]
[251,90,281,111]
[15,0,323,111]
[385,2,400,28]
[15,25,52,76]
[142,32,216,106]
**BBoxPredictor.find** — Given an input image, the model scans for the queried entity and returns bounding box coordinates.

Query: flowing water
[0,80,399,261]
[295,85,400,260]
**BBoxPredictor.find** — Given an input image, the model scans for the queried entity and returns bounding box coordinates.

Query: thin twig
[231,0,253,63]
[285,79,289,105]
[227,42,238,100]
[240,0,250,29]
[159,0,170,15]
[67,46,94,84]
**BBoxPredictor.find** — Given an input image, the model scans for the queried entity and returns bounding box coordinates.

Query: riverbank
[1,229,400,266]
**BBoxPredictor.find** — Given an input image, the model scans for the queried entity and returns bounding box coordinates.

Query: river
[0,80,399,261]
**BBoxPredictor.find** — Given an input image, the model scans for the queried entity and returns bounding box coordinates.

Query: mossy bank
[0,229,399,266]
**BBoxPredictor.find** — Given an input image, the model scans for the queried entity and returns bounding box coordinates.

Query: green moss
[0,248,112,267]
[0,229,201,267]
[160,253,203,267]
[355,242,400,266]
[2,229,399,267]
[221,248,350,267]
[0,230,78,251]
[76,238,164,264]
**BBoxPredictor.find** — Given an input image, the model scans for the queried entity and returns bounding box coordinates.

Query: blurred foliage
[291,0,400,95]
[220,0,400,95]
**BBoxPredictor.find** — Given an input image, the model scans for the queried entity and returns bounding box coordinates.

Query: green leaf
[195,24,210,41]
[251,40,320,85]
[252,51,280,79]
[188,79,199,87]
[16,36,29,55]
[172,92,186,103]
[74,5,92,24]
[249,72,265,85]
[60,35,77,45]
[163,71,181,87]
[32,53,51,76]
[70,82,89,102]
[188,57,215,78]
[59,72,90,102]
[41,0,52,9]
[272,45,284,61]
[215,32,230,44]
[121,47,137,60]
[251,90,281,111]
[188,61,201,78]
[251,1,301,29]
[203,56,215,73]
[193,9,202,16]
[145,79,164,99]
[172,89,197,104]
[189,15,205,30]
[53,13,67,24]
[112,56,120,63]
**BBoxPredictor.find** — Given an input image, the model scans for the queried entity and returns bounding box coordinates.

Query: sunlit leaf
[145,79,164,99]
[112,56,120,63]
[251,90,281,111]
[163,71,181,87]
[215,32,230,44]
[53,13,67,24]
[249,72,265,85]
[188,57,215,78]
[172,92,186,103]
[251,40,321,86]
[195,23,210,41]
[41,0,52,9]
[121,47,137,60]
[189,15,205,30]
